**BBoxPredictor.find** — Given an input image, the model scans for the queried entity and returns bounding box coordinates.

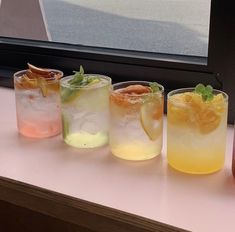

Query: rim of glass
[168,87,228,101]
[112,81,164,97]
[14,69,64,83]
[60,74,111,89]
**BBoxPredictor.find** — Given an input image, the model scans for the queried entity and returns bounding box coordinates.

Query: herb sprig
[68,66,100,86]
[194,83,214,101]
[149,82,160,93]
[61,66,100,103]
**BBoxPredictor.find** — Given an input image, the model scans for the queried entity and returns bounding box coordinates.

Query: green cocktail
[60,67,111,148]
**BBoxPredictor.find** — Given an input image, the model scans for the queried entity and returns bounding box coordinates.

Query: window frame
[0,0,234,122]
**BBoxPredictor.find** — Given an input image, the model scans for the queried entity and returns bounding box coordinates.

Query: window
[0,0,211,57]
[42,0,211,57]
[0,0,234,122]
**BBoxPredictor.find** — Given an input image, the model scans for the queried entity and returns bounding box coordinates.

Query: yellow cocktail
[110,81,164,161]
[167,85,228,174]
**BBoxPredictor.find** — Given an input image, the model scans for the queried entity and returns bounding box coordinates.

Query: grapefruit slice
[28,63,51,77]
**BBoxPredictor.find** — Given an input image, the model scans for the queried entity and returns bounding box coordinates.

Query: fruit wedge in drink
[109,81,164,161]
[14,63,63,138]
[60,66,111,148]
[167,84,228,174]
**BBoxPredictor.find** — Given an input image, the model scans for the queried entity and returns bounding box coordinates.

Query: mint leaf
[205,85,213,93]
[195,84,205,94]
[69,65,85,85]
[68,66,101,89]
[149,82,160,93]
[206,92,214,101]
[194,83,214,101]
[79,65,84,75]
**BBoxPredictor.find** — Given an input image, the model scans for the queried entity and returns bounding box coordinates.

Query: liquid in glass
[14,64,63,138]
[60,68,111,148]
[110,81,164,160]
[167,87,228,174]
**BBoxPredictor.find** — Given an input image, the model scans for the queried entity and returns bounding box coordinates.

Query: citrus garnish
[28,63,52,78]
[62,114,69,138]
[19,74,38,89]
[140,96,163,140]
[198,107,221,134]
[168,88,226,134]
[15,63,61,97]
[110,84,150,109]
[120,85,151,95]
[110,82,161,108]
[37,78,49,97]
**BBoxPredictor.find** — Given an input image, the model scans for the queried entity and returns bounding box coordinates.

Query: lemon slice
[140,98,163,140]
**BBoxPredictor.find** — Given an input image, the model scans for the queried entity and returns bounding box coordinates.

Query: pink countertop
[1,87,235,232]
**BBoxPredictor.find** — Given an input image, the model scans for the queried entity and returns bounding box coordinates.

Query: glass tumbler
[14,69,63,138]
[167,88,228,174]
[60,74,111,148]
[109,81,164,161]
[232,118,235,177]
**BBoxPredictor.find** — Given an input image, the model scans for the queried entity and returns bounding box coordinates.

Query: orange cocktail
[110,81,164,161]
[167,85,228,174]
[14,64,63,138]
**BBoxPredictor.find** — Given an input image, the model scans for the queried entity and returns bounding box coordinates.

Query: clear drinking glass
[109,81,164,160]
[167,88,228,174]
[232,117,235,177]
[60,74,111,148]
[14,69,63,138]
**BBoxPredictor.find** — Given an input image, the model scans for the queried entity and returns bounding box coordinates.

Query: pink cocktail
[14,64,63,138]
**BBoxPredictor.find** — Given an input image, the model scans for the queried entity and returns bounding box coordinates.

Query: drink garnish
[119,85,151,95]
[69,66,101,86]
[15,63,61,97]
[149,82,160,93]
[140,97,163,140]
[62,114,69,138]
[194,83,214,101]
[168,86,226,134]
[27,63,55,79]
[68,66,85,86]
[61,66,101,103]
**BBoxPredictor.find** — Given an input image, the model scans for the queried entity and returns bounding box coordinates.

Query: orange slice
[198,107,221,134]
[167,100,189,125]
[198,94,226,134]
[140,97,163,140]
[211,93,225,113]
[168,92,226,134]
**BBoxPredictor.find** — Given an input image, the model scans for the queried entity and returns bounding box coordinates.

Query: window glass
[0,0,211,57]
